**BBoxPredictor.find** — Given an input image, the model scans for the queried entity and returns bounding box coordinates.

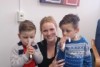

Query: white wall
[0,0,100,67]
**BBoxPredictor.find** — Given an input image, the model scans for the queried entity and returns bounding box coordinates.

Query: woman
[37,16,65,67]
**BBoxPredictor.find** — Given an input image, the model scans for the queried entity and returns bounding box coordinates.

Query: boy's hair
[59,14,80,29]
[40,16,57,32]
[19,20,36,33]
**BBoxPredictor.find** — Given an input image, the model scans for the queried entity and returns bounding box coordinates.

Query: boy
[57,14,92,67]
[10,20,43,67]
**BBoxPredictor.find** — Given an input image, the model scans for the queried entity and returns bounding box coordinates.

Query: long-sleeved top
[10,41,43,67]
[37,37,60,67]
[57,36,92,67]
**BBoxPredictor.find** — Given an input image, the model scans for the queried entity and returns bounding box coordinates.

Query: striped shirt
[57,37,92,67]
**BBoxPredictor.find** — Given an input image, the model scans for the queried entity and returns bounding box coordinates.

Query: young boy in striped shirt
[57,14,92,67]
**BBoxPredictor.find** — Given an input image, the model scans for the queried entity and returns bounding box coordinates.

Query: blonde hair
[40,16,57,32]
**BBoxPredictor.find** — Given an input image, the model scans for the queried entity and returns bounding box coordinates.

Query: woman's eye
[43,30,47,32]
[23,37,28,39]
[50,28,54,31]
[30,36,34,38]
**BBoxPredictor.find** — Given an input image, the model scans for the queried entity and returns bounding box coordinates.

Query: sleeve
[83,43,92,67]
[32,43,43,64]
[56,42,65,61]
[10,45,29,67]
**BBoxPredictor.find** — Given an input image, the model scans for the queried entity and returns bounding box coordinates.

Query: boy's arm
[83,43,92,67]
[32,44,43,64]
[10,45,29,67]
[56,49,65,61]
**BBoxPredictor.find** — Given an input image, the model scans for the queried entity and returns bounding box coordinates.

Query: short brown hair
[59,14,80,29]
[40,16,57,32]
[19,20,36,33]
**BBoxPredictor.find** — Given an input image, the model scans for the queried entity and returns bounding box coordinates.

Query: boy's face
[18,30,36,46]
[60,23,79,39]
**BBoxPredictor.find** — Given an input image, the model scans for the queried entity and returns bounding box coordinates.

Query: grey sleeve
[10,45,29,67]
[32,44,43,64]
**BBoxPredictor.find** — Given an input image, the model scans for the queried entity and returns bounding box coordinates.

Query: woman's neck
[47,37,57,59]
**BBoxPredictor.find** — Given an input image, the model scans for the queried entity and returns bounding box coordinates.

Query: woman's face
[41,22,57,42]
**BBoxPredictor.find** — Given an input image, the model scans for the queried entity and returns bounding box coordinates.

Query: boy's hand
[26,38,35,58]
[26,45,35,58]
[59,37,70,51]
[27,45,35,55]
[59,37,66,48]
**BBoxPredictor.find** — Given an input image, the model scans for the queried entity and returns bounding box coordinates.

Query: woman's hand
[49,59,65,67]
